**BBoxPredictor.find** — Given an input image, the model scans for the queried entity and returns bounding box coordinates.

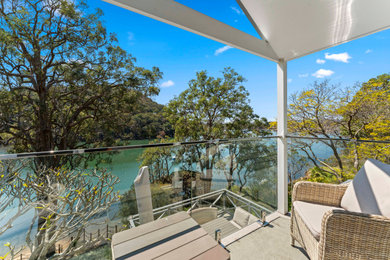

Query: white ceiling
[239,0,390,60]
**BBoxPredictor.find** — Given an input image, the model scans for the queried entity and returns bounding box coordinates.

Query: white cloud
[287,79,293,83]
[312,69,334,78]
[298,73,309,78]
[325,52,351,63]
[316,59,326,64]
[215,45,233,56]
[231,6,242,15]
[365,49,373,54]
[128,32,134,41]
[161,80,175,88]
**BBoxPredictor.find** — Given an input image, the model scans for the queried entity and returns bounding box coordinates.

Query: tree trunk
[226,146,237,190]
[202,145,213,193]
[353,143,360,170]
[227,156,234,190]
[328,140,344,171]
[34,86,56,258]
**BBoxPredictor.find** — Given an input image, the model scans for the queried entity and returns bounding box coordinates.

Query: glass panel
[288,137,390,206]
[289,137,390,182]
[0,138,278,258]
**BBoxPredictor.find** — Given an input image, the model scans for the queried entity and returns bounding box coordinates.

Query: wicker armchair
[291,181,390,260]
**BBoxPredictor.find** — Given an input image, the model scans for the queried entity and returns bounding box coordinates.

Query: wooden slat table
[112,212,230,260]
[201,217,240,239]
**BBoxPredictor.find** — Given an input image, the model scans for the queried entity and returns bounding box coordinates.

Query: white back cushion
[341,159,390,217]
[232,207,250,228]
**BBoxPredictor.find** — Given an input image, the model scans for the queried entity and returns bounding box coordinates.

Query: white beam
[236,0,268,42]
[103,0,279,62]
[277,60,288,214]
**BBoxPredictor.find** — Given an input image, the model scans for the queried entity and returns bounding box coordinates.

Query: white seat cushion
[293,201,343,240]
[341,159,390,217]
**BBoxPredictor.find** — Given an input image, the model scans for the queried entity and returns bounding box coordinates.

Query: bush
[71,245,111,260]
[119,184,173,224]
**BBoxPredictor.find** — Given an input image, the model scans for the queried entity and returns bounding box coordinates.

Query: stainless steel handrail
[0,135,388,160]
[286,135,390,144]
[0,136,278,160]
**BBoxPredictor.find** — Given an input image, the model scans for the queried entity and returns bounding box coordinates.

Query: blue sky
[89,0,390,120]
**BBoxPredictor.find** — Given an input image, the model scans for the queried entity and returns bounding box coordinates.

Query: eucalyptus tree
[0,0,161,169]
[0,0,161,258]
[337,74,390,167]
[164,68,269,192]
[288,76,390,182]
[288,81,348,181]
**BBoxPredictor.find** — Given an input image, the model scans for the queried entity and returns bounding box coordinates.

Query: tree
[219,140,276,192]
[0,162,119,259]
[119,184,173,226]
[288,81,348,181]
[0,0,162,169]
[0,0,161,257]
[164,68,268,192]
[127,97,174,140]
[338,74,390,166]
[139,137,176,183]
[165,68,267,141]
[289,75,390,183]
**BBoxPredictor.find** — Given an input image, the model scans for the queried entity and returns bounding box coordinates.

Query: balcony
[0,0,389,259]
[1,136,388,259]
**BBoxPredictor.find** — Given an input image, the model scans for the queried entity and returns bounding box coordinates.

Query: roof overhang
[238,0,390,61]
[104,0,390,62]
[103,0,279,62]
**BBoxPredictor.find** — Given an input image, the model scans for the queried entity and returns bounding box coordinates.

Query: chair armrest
[292,181,348,207]
[319,210,390,260]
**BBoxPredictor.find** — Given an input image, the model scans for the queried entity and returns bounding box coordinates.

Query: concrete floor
[227,214,309,260]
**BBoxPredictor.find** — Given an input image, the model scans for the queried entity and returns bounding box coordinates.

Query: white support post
[277,60,288,214]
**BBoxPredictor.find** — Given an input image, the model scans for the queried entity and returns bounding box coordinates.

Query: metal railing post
[223,191,226,210]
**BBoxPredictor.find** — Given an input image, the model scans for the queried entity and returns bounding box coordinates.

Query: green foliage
[288,80,346,178]
[303,166,354,184]
[305,166,342,183]
[119,184,173,224]
[164,67,269,141]
[127,97,173,140]
[289,81,339,137]
[228,148,277,210]
[70,245,111,260]
[338,74,390,165]
[289,74,390,184]
[139,138,176,183]
[246,163,277,209]
[216,140,277,192]
[0,0,162,162]
[152,68,271,192]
